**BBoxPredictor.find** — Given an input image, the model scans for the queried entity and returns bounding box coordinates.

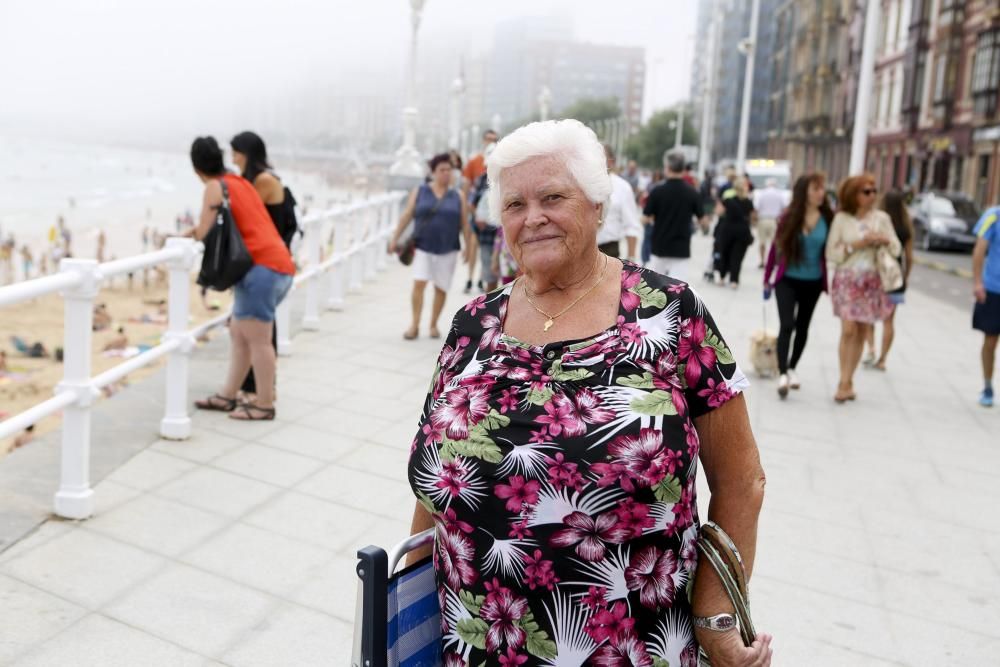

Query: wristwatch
[693,613,738,632]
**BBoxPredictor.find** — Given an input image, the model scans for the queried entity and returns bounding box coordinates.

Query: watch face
[717,616,736,630]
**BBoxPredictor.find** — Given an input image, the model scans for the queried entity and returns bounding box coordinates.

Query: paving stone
[210,442,326,488]
[221,603,351,667]
[0,574,87,664]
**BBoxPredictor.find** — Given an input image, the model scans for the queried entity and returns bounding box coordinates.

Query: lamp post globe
[390,0,428,186]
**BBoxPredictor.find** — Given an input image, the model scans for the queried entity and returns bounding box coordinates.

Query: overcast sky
[0,0,696,145]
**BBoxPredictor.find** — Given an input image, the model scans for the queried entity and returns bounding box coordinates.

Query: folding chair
[353,528,440,667]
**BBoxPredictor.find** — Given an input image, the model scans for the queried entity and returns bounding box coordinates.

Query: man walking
[753,177,786,268]
[461,129,498,293]
[973,204,1000,407]
[642,150,705,281]
[600,144,643,261]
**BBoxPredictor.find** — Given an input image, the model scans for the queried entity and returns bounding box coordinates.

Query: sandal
[403,328,419,340]
[228,403,276,421]
[194,394,237,412]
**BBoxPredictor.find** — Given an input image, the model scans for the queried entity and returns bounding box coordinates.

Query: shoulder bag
[876,245,903,292]
[197,178,254,291]
[395,187,445,266]
[696,521,757,665]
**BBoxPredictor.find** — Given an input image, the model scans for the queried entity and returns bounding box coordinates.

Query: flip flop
[194,394,237,412]
[228,403,275,421]
[403,329,419,340]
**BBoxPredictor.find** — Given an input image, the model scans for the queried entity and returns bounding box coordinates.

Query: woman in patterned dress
[406,120,772,666]
[825,174,901,403]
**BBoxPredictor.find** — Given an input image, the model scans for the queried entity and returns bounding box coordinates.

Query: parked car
[908,191,981,252]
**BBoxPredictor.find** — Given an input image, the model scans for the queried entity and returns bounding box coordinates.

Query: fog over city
[0,0,694,148]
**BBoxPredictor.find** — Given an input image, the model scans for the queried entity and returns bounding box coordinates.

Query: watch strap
[693,612,738,632]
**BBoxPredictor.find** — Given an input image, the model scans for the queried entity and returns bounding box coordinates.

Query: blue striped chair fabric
[386,557,442,667]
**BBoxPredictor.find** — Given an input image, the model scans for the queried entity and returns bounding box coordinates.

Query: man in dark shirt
[642,151,705,282]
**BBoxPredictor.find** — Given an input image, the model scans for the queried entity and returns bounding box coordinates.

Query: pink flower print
[697,378,733,408]
[480,587,529,652]
[637,350,688,415]
[591,632,654,667]
[536,395,586,438]
[664,485,695,536]
[498,387,519,414]
[610,499,655,541]
[508,519,533,540]
[480,313,502,351]
[581,585,608,611]
[435,459,470,498]
[667,282,687,294]
[494,475,541,513]
[546,452,584,491]
[436,507,475,535]
[522,549,559,590]
[549,511,620,561]
[591,460,635,493]
[430,385,491,440]
[460,374,497,391]
[528,428,549,444]
[662,448,683,476]
[464,294,487,316]
[421,420,444,446]
[624,545,678,609]
[498,648,529,667]
[683,421,700,459]
[439,335,471,369]
[620,270,643,312]
[618,316,647,345]
[434,525,478,590]
[677,317,717,387]
[680,539,698,574]
[571,388,615,425]
[444,651,466,667]
[608,428,671,488]
[584,601,635,644]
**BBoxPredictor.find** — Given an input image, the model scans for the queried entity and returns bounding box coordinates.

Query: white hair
[486,119,611,224]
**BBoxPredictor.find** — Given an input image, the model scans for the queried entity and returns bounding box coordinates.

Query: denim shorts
[233,265,293,322]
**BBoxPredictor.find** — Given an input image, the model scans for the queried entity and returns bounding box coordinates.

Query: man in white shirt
[753,177,787,268]
[600,144,643,260]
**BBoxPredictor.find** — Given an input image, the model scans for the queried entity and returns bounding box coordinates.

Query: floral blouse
[407,262,748,666]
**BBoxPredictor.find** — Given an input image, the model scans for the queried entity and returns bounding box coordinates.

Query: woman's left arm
[189,179,223,241]
[460,198,473,263]
[691,394,768,661]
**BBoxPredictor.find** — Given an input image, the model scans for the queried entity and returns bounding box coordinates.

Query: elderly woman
[826,174,901,403]
[406,120,771,665]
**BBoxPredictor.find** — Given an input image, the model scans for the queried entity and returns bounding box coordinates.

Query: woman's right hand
[696,629,773,666]
[388,238,398,254]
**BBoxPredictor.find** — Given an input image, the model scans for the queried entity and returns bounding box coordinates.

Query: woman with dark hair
[826,174,901,403]
[867,189,914,370]
[763,173,833,398]
[230,131,298,400]
[186,136,295,420]
[389,153,472,340]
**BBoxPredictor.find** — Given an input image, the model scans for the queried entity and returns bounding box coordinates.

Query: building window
[971,29,1000,117]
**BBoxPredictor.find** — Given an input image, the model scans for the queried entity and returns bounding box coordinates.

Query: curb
[912,254,973,280]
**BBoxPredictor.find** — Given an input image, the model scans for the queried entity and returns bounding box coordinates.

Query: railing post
[54,258,100,520]
[364,207,378,282]
[160,238,197,440]
[376,202,389,272]
[348,213,363,293]
[327,216,346,311]
[302,221,321,330]
[276,284,293,356]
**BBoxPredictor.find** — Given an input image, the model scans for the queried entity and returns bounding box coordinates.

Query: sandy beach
[0,276,233,457]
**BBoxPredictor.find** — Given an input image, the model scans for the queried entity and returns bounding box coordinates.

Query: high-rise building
[704,0,781,167]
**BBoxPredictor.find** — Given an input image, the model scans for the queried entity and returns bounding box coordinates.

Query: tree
[626,108,699,170]
[557,97,622,126]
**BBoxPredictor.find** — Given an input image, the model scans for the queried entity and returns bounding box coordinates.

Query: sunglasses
[861,188,877,195]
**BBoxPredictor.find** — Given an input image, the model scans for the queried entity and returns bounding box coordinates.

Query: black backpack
[275,186,300,248]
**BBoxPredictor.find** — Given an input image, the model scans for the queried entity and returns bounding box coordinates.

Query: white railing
[0,190,404,520]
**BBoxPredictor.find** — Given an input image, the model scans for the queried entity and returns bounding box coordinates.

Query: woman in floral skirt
[405,120,772,665]
[826,174,901,403]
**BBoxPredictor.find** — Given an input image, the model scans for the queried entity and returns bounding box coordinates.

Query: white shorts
[412,249,459,292]
[646,255,690,283]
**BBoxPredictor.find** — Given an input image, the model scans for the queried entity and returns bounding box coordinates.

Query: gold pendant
[543,319,554,332]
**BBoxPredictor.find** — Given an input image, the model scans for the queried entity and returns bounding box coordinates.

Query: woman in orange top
[187,136,295,420]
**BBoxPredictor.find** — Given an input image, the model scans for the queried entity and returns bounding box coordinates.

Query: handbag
[696,521,757,665]
[395,187,445,266]
[197,178,253,291]
[876,245,903,292]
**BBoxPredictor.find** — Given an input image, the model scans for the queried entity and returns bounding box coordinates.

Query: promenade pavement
[1,232,998,666]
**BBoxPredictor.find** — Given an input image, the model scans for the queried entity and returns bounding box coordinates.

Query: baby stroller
[353,528,439,667]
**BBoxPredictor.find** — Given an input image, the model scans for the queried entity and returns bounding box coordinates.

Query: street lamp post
[674,104,685,148]
[538,86,552,122]
[697,9,720,177]
[448,75,465,149]
[389,0,427,184]
[735,0,761,173]
[849,0,881,174]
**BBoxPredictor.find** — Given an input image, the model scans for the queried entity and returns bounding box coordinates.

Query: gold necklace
[521,255,608,332]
